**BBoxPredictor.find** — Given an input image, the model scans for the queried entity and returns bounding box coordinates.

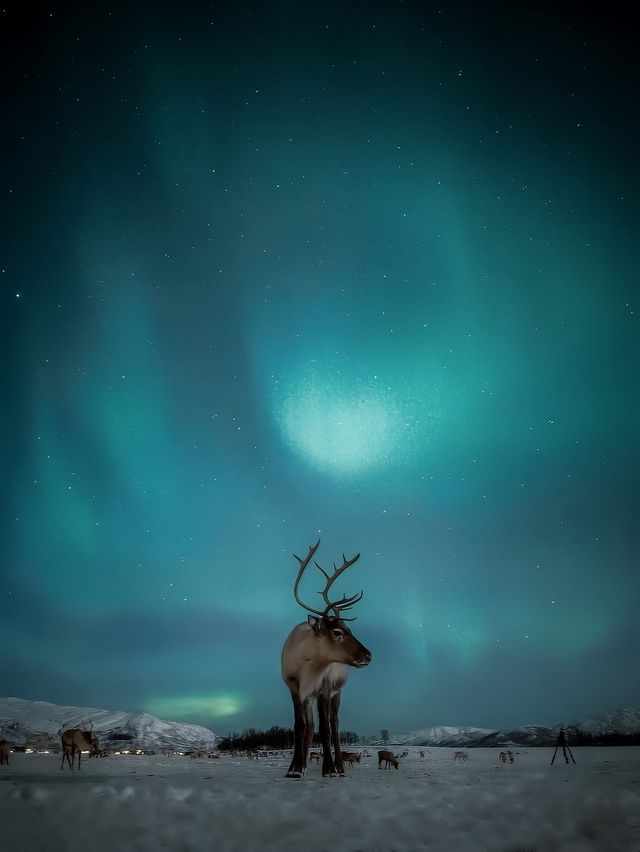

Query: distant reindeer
[341,751,362,766]
[454,751,469,762]
[60,724,99,771]
[378,750,408,770]
[0,740,10,765]
[281,540,372,777]
[309,750,322,763]
[499,750,515,764]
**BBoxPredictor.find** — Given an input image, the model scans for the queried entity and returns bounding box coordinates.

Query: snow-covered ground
[1,747,639,851]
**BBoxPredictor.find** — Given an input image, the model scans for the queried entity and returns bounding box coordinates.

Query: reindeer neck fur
[300,660,348,703]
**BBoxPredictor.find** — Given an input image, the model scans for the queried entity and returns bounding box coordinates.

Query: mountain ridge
[0,697,217,752]
[2,697,639,751]
[386,706,640,747]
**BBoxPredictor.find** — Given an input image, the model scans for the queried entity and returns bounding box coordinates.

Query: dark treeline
[218,726,362,751]
[216,727,640,751]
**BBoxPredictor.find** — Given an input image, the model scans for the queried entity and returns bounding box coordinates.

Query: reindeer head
[307,613,372,668]
[292,540,372,668]
[80,722,94,742]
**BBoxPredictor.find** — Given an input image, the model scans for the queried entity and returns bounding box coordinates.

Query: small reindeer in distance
[378,750,408,770]
[499,750,515,763]
[341,751,362,767]
[281,540,372,778]
[60,723,99,771]
[454,751,469,762]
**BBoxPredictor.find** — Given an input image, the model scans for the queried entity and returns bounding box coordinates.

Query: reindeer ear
[308,615,321,632]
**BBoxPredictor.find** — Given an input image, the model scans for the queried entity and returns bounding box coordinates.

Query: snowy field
[1,747,639,852]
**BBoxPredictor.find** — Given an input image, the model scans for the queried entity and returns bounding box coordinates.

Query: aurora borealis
[2,1,638,737]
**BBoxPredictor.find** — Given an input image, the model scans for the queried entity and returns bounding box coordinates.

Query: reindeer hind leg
[302,700,314,766]
[329,691,345,776]
[317,694,337,777]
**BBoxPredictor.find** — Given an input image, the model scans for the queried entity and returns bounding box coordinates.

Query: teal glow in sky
[278,370,406,474]
[2,1,638,736]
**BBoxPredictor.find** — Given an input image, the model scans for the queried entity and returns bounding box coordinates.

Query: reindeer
[60,724,99,771]
[454,750,469,762]
[378,750,408,770]
[309,750,322,763]
[90,743,107,758]
[341,751,362,766]
[281,540,372,778]
[0,740,10,765]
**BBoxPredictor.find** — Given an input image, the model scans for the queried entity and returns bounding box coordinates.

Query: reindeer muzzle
[354,649,372,667]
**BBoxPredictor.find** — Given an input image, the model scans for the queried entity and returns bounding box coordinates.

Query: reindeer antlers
[292,540,363,620]
[292,540,323,616]
[314,552,363,618]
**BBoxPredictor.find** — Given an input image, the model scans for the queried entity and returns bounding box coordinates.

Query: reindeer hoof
[286,770,303,778]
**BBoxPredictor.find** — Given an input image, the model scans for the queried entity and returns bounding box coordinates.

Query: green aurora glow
[2,1,638,733]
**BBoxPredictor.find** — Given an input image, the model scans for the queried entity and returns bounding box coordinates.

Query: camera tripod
[551,729,576,765]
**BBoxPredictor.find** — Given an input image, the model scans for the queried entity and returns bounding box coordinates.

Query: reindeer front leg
[286,693,311,777]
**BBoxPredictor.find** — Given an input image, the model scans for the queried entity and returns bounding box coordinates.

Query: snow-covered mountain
[387,725,496,747]
[572,706,640,737]
[385,706,640,747]
[0,697,217,752]
[3,697,638,752]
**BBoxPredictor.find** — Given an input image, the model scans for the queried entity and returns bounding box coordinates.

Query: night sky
[2,1,638,738]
